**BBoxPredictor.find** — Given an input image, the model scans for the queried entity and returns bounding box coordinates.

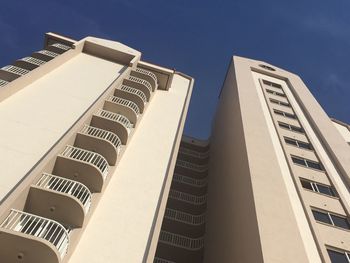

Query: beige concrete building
[0,33,349,263]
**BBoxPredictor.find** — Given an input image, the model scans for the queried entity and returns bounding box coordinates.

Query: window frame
[274,109,297,120]
[284,137,313,150]
[300,178,337,197]
[262,79,283,90]
[266,89,286,97]
[312,208,350,230]
[291,155,324,171]
[278,121,304,134]
[327,248,350,263]
[269,98,290,107]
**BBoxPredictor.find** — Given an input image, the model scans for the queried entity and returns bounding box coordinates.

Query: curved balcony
[32,50,59,62]
[164,209,205,226]
[131,67,158,91]
[123,76,152,101]
[0,209,69,263]
[75,125,121,165]
[91,109,132,145]
[114,85,147,113]
[14,56,46,70]
[104,96,140,125]
[0,79,9,87]
[26,173,91,228]
[0,65,29,82]
[53,145,109,193]
[46,43,71,54]
[158,231,204,251]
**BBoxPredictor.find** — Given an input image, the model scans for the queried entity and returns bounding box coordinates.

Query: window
[300,179,337,197]
[266,89,286,97]
[274,109,297,119]
[291,156,323,171]
[284,137,313,150]
[278,122,304,133]
[269,98,290,107]
[263,79,282,89]
[327,249,350,263]
[312,209,350,230]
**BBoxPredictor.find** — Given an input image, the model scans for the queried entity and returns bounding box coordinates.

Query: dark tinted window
[298,141,313,150]
[312,210,332,224]
[331,215,350,230]
[292,156,306,166]
[317,184,337,197]
[285,138,298,146]
[327,249,348,263]
[306,160,323,171]
[291,125,304,133]
[284,112,297,119]
[300,180,313,191]
[263,80,283,89]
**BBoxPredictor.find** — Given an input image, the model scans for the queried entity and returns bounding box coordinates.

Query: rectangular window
[274,109,297,119]
[327,249,350,263]
[269,98,290,107]
[278,121,304,133]
[284,137,313,150]
[312,209,350,230]
[262,79,283,90]
[266,89,286,97]
[300,179,337,197]
[291,156,323,171]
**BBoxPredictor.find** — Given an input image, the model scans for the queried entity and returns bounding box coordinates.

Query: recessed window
[274,109,297,119]
[278,121,304,133]
[269,98,290,107]
[259,64,276,71]
[266,89,286,97]
[312,209,350,230]
[284,137,313,150]
[262,79,282,89]
[291,156,323,171]
[300,179,337,197]
[327,249,350,263]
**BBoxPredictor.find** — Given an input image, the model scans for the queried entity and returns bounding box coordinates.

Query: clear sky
[1,0,349,139]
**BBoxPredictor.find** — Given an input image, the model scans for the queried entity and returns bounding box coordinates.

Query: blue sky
[1,0,349,139]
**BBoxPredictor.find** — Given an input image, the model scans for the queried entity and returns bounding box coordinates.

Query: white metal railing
[154,257,176,263]
[80,125,121,152]
[60,145,109,179]
[95,109,133,130]
[21,57,46,66]
[169,190,207,205]
[178,147,209,158]
[165,208,206,225]
[119,85,147,104]
[50,43,71,51]
[176,160,208,172]
[1,65,29,76]
[173,173,207,187]
[0,209,69,259]
[159,231,204,250]
[37,50,59,58]
[36,173,92,213]
[0,79,9,87]
[135,68,157,88]
[128,76,152,94]
[107,96,140,116]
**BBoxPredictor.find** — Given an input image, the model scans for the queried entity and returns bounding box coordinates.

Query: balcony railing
[61,145,109,179]
[119,85,147,104]
[20,57,46,66]
[165,208,206,225]
[106,96,140,116]
[176,160,209,172]
[178,147,209,158]
[0,209,69,259]
[154,257,176,263]
[37,50,59,58]
[128,76,152,94]
[169,190,207,205]
[1,65,29,76]
[173,173,207,187]
[159,231,204,250]
[50,43,71,51]
[95,109,133,130]
[0,79,8,87]
[80,125,121,152]
[36,173,92,213]
[135,67,157,90]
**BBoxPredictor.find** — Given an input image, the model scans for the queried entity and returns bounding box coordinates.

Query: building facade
[0,34,349,263]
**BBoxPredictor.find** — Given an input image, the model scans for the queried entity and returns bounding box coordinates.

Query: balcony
[132,67,158,91]
[169,190,207,205]
[178,147,210,159]
[91,109,132,145]
[114,85,147,113]
[0,65,29,82]
[32,50,59,62]
[164,209,205,226]
[0,209,69,263]
[46,43,71,54]
[53,145,109,193]
[123,76,152,101]
[104,96,140,125]
[158,231,204,251]
[154,257,176,263]
[176,160,208,173]
[14,56,46,70]
[25,173,91,228]
[173,173,207,187]
[0,79,9,87]
[75,125,121,165]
